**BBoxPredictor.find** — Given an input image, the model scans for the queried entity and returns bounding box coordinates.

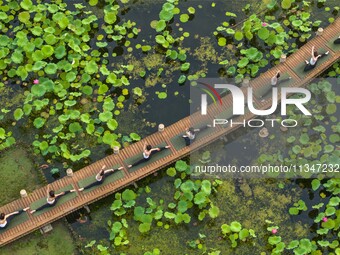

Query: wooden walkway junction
[0,18,339,247]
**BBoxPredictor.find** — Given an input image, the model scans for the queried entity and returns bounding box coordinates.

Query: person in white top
[128,143,170,168]
[71,165,123,192]
[271,70,292,86]
[30,184,69,214]
[182,125,211,146]
[0,207,30,229]
[304,46,329,72]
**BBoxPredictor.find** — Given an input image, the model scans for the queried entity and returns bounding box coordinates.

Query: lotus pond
[0,0,339,254]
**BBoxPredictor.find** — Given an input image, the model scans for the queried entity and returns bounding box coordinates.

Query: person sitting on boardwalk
[30,184,69,214]
[334,36,340,44]
[304,46,329,72]
[128,143,171,168]
[71,165,123,192]
[271,70,291,86]
[182,125,211,146]
[0,207,30,229]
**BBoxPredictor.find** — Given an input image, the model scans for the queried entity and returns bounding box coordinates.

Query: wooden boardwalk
[0,18,339,247]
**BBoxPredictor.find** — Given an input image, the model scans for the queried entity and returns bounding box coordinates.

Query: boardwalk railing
[0,17,339,247]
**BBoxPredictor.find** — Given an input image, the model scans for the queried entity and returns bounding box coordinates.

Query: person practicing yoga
[334,36,340,44]
[0,207,30,229]
[71,165,123,191]
[182,125,211,146]
[304,46,329,72]
[271,70,291,86]
[128,143,170,168]
[30,184,69,214]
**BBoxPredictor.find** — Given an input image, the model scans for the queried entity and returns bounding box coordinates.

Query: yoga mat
[326,34,340,52]
[253,73,294,100]
[293,48,332,79]
[170,122,216,151]
[0,211,29,234]
[77,165,124,193]
[124,142,172,173]
[30,184,77,216]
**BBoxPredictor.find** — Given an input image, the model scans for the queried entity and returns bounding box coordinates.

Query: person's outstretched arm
[4,211,18,219]
[311,46,315,57]
[95,165,106,179]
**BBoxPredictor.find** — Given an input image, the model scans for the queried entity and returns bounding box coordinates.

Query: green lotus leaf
[178,53,187,61]
[287,136,296,143]
[0,12,8,20]
[292,145,301,154]
[239,229,249,241]
[11,50,23,64]
[85,60,98,74]
[281,0,292,9]
[33,117,46,129]
[18,11,30,23]
[66,72,76,82]
[103,99,115,112]
[68,110,80,119]
[164,212,176,219]
[82,85,93,95]
[229,221,242,232]
[178,75,186,84]
[188,7,195,14]
[326,104,336,115]
[16,66,28,79]
[64,100,77,107]
[201,180,211,195]
[31,84,46,97]
[221,224,231,234]
[238,58,249,68]
[166,167,176,177]
[14,108,24,121]
[104,11,117,24]
[258,28,269,40]
[32,61,47,71]
[129,132,141,141]
[234,31,243,41]
[31,26,43,36]
[99,111,113,122]
[292,20,303,27]
[55,14,69,29]
[155,35,166,44]
[268,236,281,245]
[159,9,173,21]
[44,63,58,74]
[122,189,137,201]
[69,122,82,133]
[325,206,336,216]
[107,119,118,131]
[102,132,116,145]
[194,192,207,205]
[158,92,167,99]
[44,35,57,46]
[54,45,66,59]
[181,62,190,71]
[180,14,189,23]
[311,179,320,191]
[96,42,108,48]
[111,221,122,234]
[155,20,166,32]
[41,45,54,57]
[328,197,340,206]
[208,205,220,218]
[138,223,151,233]
[299,133,309,145]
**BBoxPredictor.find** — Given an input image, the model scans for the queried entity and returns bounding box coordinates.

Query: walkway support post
[316,28,323,36]
[280,54,286,63]
[113,146,119,154]
[66,168,73,177]
[158,124,165,132]
[20,189,27,198]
